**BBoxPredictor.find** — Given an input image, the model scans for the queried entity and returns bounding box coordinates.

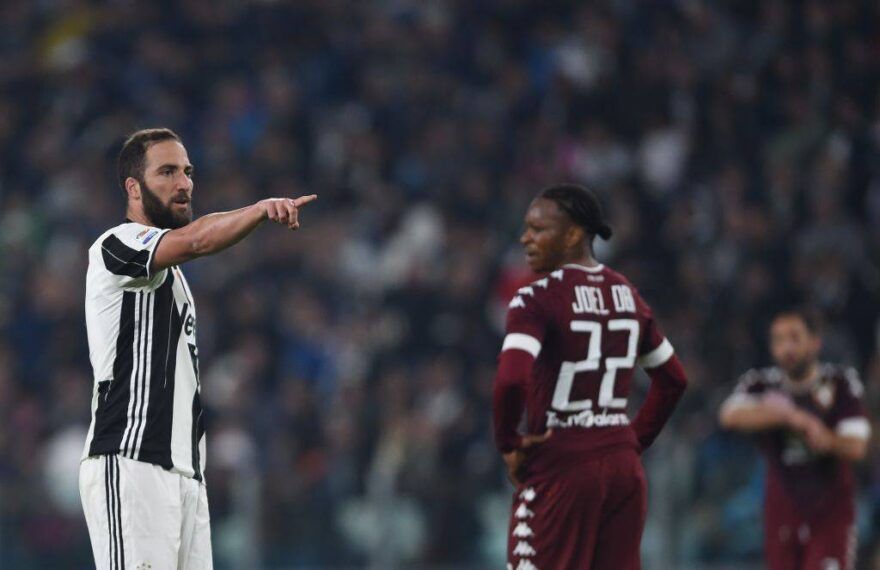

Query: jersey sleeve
[832,367,871,441]
[499,282,554,359]
[721,369,768,411]
[632,291,674,369]
[98,223,170,289]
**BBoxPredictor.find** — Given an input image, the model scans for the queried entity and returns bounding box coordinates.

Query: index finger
[292,194,318,208]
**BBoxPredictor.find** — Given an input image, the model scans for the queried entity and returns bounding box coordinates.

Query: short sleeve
[832,367,871,440]
[721,369,768,411]
[633,290,674,369]
[98,223,170,289]
[500,282,553,358]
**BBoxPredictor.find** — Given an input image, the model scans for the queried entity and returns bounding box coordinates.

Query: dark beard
[140,179,191,229]
[786,358,813,382]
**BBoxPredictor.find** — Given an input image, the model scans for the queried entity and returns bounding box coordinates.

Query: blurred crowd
[1,0,879,568]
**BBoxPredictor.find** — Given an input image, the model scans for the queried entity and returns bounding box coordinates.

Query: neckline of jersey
[563,263,605,273]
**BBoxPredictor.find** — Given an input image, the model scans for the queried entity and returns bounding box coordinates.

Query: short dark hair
[772,306,822,334]
[117,128,182,192]
[539,183,613,240]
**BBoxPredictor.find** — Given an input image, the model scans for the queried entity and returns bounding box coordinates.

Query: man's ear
[565,225,585,249]
[125,177,141,201]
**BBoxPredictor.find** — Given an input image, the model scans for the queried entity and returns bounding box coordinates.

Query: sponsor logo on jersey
[141,230,159,244]
[545,409,631,429]
[513,541,537,556]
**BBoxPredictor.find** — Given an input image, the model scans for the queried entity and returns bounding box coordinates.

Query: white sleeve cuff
[638,338,674,369]
[836,417,871,440]
[502,333,542,358]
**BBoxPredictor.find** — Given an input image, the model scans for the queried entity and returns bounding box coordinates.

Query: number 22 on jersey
[552,319,640,412]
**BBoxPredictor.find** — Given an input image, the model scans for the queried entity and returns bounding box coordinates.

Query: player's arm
[826,432,869,462]
[492,289,553,485]
[793,414,869,461]
[151,195,317,271]
[719,393,801,432]
[801,369,872,461]
[629,292,688,452]
[493,346,552,486]
[631,339,688,451]
[492,346,534,454]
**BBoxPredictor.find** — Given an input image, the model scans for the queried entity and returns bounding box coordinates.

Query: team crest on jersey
[814,382,835,409]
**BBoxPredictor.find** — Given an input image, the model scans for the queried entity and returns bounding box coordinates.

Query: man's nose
[175,173,193,191]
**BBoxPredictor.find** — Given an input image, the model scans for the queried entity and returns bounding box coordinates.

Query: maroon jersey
[725,364,870,519]
[497,263,674,459]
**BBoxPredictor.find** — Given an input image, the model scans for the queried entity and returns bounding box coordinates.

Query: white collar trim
[564,263,605,273]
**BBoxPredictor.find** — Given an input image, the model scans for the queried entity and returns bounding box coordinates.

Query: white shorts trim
[502,333,542,358]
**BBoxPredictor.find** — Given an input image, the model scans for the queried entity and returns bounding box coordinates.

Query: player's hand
[502,429,552,487]
[260,195,317,229]
[800,417,833,453]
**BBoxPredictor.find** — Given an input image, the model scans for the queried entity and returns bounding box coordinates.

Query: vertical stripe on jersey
[119,292,142,456]
[137,273,177,469]
[132,292,156,459]
[121,291,151,458]
[192,391,204,482]
[88,292,136,456]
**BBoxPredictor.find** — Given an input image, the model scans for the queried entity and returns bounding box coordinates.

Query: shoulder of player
[91,222,161,252]
[507,267,572,311]
[819,362,864,396]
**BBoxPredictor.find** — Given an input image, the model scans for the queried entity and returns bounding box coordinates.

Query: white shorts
[79,454,213,570]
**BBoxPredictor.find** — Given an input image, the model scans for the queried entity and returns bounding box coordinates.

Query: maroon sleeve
[831,367,871,439]
[492,285,553,453]
[631,355,688,451]
[630,290,687,451]
[493,350,535,453]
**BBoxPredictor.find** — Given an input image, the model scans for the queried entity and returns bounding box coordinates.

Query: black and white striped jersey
[83,221,205,482]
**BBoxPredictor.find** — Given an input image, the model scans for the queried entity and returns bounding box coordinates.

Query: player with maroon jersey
[720,310,871,570]
[493,184,688,570]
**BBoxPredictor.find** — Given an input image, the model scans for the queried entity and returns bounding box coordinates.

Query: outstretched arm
[152,195,317,271]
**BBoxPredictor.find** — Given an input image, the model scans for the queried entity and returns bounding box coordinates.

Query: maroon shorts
[764,492,856,570]
[506,446,647,570]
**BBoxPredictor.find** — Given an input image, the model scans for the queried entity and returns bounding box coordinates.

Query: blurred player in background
[720,309,871,570]
[80,128,316,570]
[492,184,688,570]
